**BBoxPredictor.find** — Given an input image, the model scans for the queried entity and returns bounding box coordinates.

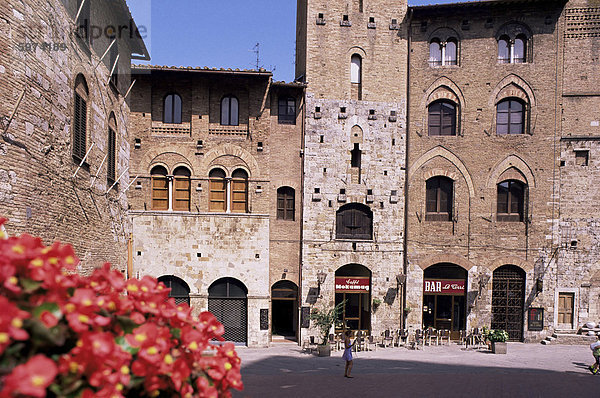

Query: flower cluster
[0,218,243,397]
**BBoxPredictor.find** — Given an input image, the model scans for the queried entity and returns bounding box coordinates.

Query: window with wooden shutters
[496,99,524,135]
[428,100,456,136]
[72,75,88,162]
[107,113,117,184]
[277,187,295,220]
[230,169,248,213]
[426,176,453,221]
[209,168,226,212]
[172,166,191,211]
[164,93,182,124]
[336,203,373,240]
[151,166,169,210]
[497,180,525,222]
[221,95,239,126]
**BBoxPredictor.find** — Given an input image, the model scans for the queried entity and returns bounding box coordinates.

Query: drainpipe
[127,233,133,280]
[402,7,414,330]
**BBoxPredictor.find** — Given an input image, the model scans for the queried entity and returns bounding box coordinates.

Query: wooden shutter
[173,176,190,211]
[73,93,87,160]
[230,173,247,213]
[107,128,116,183]
[209,173,226,212]
[151,176,168,210]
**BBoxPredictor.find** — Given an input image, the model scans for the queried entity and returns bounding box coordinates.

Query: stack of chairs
[382,329,394,348]
[439,329,451,345]
[426,327,439,346]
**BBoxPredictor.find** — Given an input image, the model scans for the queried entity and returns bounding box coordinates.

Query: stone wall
[0,0,144,273]
[301,94,407,341]
[127,68,304,346]
[407,1,564,340]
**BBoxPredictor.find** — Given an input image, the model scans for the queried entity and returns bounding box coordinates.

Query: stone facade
[297,0,408,342]
[127,67,304,347]
[0,0,147,273]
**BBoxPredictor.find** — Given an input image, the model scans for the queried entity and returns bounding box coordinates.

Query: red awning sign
[335,277,370,293]
[423,279,465,295]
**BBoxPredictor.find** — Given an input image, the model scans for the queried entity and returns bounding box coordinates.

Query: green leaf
[116,335,139,355]
[32,302,61,318]
[116,315,139,335]
[20,278,42,292]
[171,328,181,339]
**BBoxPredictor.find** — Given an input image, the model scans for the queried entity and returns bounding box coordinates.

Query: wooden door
[558,293,574,326]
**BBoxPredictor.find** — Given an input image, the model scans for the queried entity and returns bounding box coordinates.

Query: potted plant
[488,329,509,354]
[372,298,382,310]
[310,301,344,357]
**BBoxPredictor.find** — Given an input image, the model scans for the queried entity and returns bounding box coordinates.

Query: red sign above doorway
[423,279,465,295]
[335,277,370,293]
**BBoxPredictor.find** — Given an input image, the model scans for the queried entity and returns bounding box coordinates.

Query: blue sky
[127,0,474,82]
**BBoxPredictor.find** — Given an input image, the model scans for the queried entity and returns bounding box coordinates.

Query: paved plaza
[234,343,598,397]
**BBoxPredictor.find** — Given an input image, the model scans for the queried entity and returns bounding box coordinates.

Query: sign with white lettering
[423,279,465,295]
[335,276,370,293]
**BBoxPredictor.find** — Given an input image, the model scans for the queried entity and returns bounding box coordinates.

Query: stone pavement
[233,343,599,398]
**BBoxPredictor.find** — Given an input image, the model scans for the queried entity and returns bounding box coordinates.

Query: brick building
[127,66,304,346]
[0,0,148,274]
[296,0,600,344]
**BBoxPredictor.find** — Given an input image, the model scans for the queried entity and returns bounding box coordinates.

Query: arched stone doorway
[422,263,467,339]
[158,275,190,306]
[335,264,371,334]
[492,265,526,341]
[271,280,298,340]
[208,278,248,344]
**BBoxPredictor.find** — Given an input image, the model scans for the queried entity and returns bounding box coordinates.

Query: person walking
[342,330,355,378]
[588,334,600,374]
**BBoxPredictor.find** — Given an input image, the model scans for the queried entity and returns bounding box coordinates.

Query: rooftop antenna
[250,42,261,70]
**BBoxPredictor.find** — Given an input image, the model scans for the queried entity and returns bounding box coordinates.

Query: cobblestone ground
[233,343,598,398]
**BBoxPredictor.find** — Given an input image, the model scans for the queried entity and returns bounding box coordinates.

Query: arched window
[278,97,296,124]
[221,95,239,126]
[497,180,525,222]
[151,165,168,210]
[498,34,527,64]
[172,166,191,211]
[158,275,190,306]
[445,39,457,65]
[426,176,453,221]
[351,54,362,100]
[428,100,457,136]
[513,35,526,63]
[430,38,457,67]
[277,187,295,220]
[496,98,524,135]
[336,203,373,240]
[497,36,510,63]
[107,113,117,184]
[230,169,248,213]
[429,40,442,66]
[164,94,182,124]
[209,168,226,212]
[73,74,89,162]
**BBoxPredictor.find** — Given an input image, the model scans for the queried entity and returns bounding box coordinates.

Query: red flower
[2,354,57,397]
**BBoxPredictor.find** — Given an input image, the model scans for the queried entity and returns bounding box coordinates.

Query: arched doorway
[423,263,467,339]
[492,265,525,341]
[335,264,371,334]
[208,278,248,344]
[158,275,190,306]
[271,281,298,340]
